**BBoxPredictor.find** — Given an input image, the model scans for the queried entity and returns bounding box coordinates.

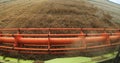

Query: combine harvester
[0,28,120,63]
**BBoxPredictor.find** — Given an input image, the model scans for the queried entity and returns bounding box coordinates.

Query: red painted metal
[0,28,120,54]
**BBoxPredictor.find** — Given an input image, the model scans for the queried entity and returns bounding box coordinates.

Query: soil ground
[87,0,120,27]
[0,0,119,28]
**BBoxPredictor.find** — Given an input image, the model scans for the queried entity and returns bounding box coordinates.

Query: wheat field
[0,0,119,28]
